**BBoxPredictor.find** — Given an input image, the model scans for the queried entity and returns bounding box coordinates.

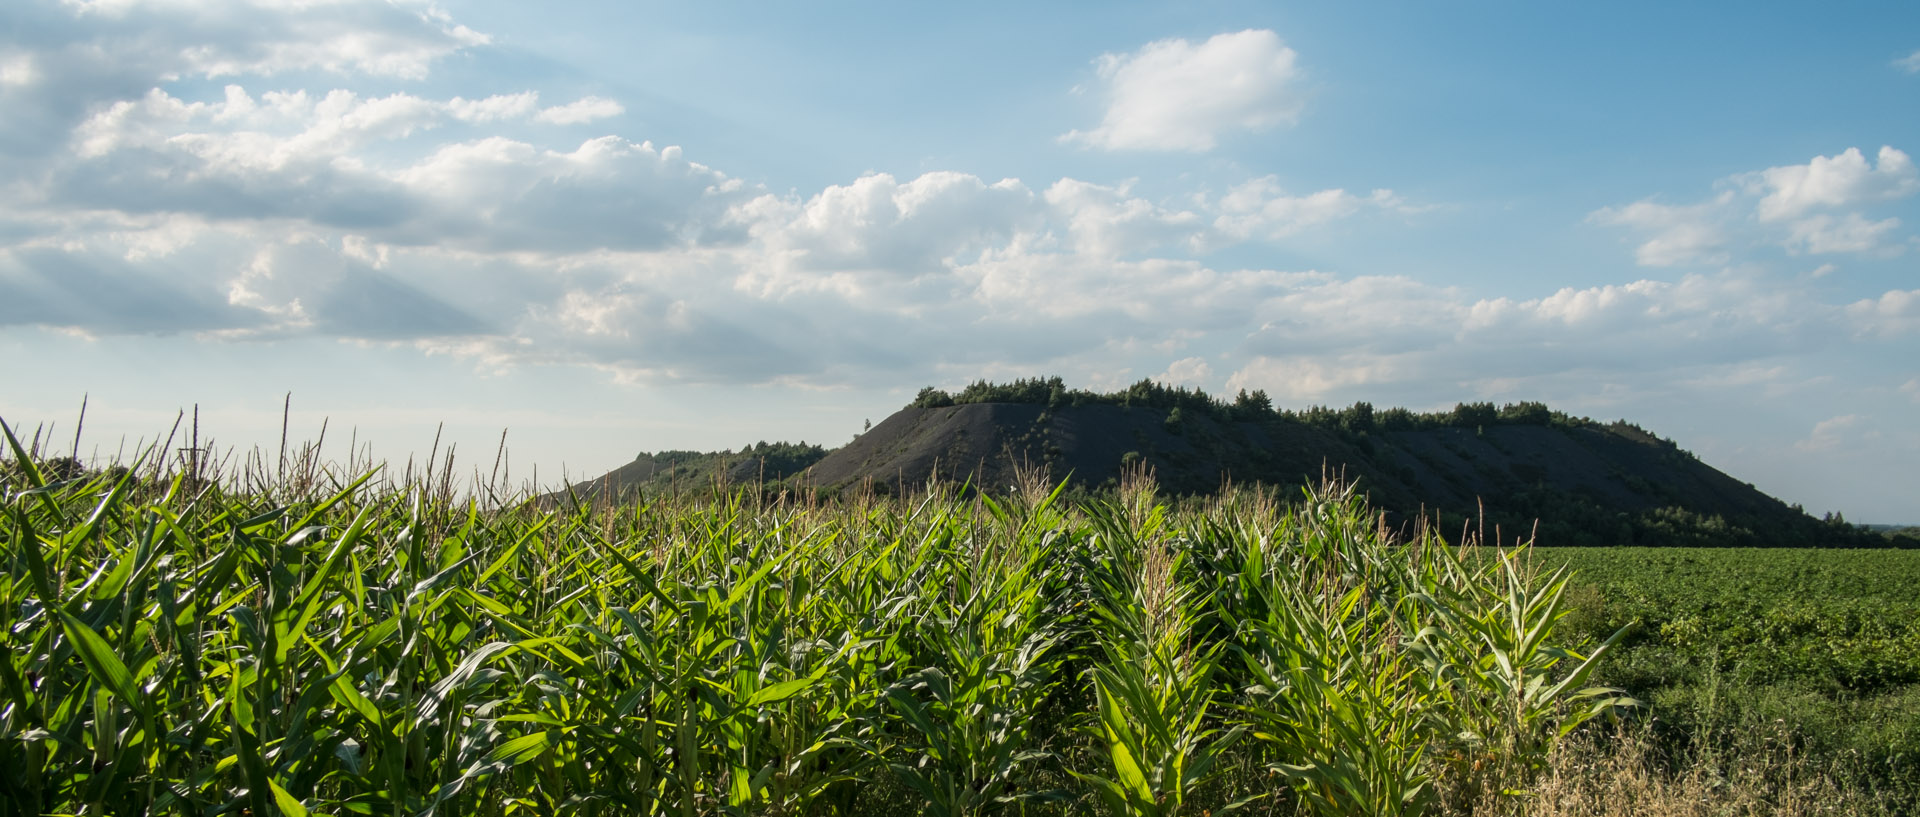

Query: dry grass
[1469,726,1898,817]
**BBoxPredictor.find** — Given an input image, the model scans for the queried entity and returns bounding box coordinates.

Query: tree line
[912,376,1598,434]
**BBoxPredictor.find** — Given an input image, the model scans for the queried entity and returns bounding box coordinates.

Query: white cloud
[76,86,457,162]
[0,52,35,86]
[1212,176,1406,241]
[1594,147,1919,265]
[1845,289,1920,337]
[1153,356,1212,388]
[1785,213,1902,255]
[535,96,625,125]
[1061,29,1303,152]
[1227,270,1838,402]
[1796,414,1861,452]
[386,136,747,252]
[66,0,487,80]
[448,92,541,123]
[1586,195,1732,266]
[0,0,491,172]
[735,171,1040,298]
[3,183,1905,397]
[1226,355,1409,402]
[1746,146,1919,222]
[5,1,1913,404]
[53,84,745,253]
[1896,50,1920,74]
[1043,178,1203,258]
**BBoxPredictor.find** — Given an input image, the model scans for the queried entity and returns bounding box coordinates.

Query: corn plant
[1235,585,1436,817]
[1074,503,1248,817]
[880,499,1070,817]
[0,416,1640,817]
[1406,551,1638,807]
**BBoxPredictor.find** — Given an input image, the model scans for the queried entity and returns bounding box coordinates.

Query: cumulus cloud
[1796,414,1862,452]
[49,84,728,254]
[448,92,540,123]
[748,172,1038,278]
[1896,50,1920,74]
[61,0,486,81]
[1043,178,1204,258]
[6,174,1913,398]
[1213,177,1407,242]
[0,0,487,166]
[1224,270,1846,401]
[1744,146,1919,222]
[1154,357,1213,388]
[1586,195,1732,266]
[1594,146,1918,264]
[388,136,746,252]
[1784,213,1902,255]
[1225,355,1406,402]
[1845,289,1920,338]
[11,127,1906,392]
[1062,29,1303,152]
[535,96,625,125]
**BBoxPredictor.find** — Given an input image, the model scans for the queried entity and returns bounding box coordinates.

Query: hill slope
[558,442,828,500]
[802,401,1878,547]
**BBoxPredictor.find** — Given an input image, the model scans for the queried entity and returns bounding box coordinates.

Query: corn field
[0,423,1633,816]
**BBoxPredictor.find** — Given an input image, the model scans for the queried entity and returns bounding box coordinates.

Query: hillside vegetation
[622,377,1901,549]
[567,440,829,497]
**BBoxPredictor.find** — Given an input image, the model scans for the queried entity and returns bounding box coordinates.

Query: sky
[0,0,1915,522]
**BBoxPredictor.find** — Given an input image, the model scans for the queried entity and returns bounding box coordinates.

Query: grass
[0,420,1907,815]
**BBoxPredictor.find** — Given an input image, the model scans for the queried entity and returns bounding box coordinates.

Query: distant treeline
[617,440,829,487]
[912,375,1607,434]
[637,441,828,473]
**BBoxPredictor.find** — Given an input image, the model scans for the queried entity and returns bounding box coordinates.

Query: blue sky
[1,0,1915,522]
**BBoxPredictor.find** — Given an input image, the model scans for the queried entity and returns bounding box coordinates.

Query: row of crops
[1535,547,1920,811]
[1,433,1632,816]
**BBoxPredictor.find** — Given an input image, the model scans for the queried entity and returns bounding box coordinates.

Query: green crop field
[1,428,1912,815]
[1539,547,1920,810]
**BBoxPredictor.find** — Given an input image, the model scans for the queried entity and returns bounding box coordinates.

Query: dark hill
[563,377,1892,547]
[801,400,1880,548]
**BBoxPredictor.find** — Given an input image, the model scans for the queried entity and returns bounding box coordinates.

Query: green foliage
[1232,389,1273,420]
[0,426,1632,816]
[1878,525,1920,545]
[907,378,1597,436]
[1074,505,1244,816]
[590,441,829,496]
[1202,489,1633,817]
[913,386,956,408]
[1495,401,1552,426]
[1534,547,1920,812]
[736,440,829,477]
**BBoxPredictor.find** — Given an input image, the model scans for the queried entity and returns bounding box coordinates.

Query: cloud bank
[1,2,1914,424]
